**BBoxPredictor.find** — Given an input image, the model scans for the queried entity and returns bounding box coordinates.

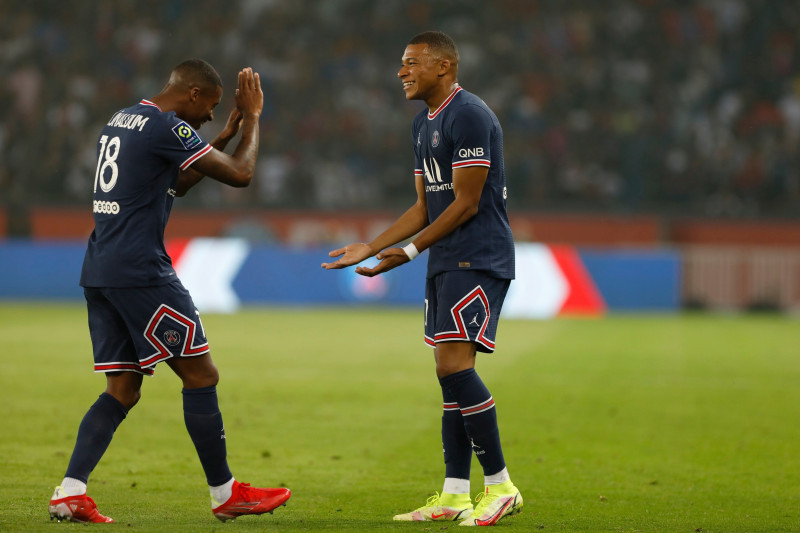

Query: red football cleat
[212,480,291,522]
[49,486,114,523]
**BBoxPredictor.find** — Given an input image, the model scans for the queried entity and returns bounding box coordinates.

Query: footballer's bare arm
[410,165,486,251]
[353,166,486,277]
[322,174,428,270]
[175,108,243,196]
[184,68,262,190]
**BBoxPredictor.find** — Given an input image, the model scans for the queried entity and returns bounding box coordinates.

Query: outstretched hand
[352,247,410,277]
[321,242,372,270]
[322,243,411,276]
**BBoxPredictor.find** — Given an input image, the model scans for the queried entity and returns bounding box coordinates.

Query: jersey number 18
[93,135,121,193]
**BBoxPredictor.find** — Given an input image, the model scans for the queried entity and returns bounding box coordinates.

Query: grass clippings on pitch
[0,303,798,532]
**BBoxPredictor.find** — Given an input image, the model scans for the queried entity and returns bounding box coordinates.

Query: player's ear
[189,86,201,102]
[437,59,451,78]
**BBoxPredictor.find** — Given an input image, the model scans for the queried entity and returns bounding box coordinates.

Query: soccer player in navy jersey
[322,31,522,526]
[48,59,290,523]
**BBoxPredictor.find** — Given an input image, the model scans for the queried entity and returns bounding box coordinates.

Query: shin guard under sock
[183,386,233,486]
[439,368,506,476]
[439,382,472,481]
[65,392,128,483]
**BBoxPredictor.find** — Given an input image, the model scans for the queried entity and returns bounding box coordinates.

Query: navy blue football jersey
[80,100,212,287]
[412,87,515,279]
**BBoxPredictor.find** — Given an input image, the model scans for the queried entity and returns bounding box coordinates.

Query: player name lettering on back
[107,112,150,132]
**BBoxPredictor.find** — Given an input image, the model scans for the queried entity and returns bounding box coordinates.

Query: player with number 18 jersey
[80,100,212,288]
[50,62,292,525]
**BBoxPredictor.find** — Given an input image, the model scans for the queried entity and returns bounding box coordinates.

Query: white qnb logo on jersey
[458,147,484,158]
[423,157,443,184]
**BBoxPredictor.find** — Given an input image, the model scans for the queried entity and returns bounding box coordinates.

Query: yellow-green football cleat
[393,491,473,521]
[459,480,523,526]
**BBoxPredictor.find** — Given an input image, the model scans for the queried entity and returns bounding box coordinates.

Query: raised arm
[175,108,243,196]
[183,68,263,190]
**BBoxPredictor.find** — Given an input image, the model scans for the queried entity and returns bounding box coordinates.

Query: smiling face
[398,43,453,109]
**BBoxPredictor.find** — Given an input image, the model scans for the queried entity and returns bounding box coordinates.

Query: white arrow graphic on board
[503,243,569,319]
[172,238,249,313]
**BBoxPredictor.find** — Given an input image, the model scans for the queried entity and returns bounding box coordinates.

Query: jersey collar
[140,99,161,111]
[428,85,462,120]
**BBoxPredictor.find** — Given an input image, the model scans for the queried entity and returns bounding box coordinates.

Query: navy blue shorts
[424,270,511,353]
[84,280,209,376]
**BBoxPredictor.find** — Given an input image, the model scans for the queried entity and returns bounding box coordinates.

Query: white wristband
[402,243,419,260]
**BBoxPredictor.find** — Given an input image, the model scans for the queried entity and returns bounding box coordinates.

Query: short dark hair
[408,31,459,62]
[172,59,223,89]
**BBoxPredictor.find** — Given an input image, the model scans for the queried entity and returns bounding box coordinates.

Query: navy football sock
[182,386,233,487]
[65,392,128,483]
[439,368,506,476]
[439,383,472,481]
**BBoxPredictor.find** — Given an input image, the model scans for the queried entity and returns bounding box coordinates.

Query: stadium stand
[2,0,799,226]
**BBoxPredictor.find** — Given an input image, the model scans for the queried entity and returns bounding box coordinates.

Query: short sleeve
[450,104,492,170]
[413,118,424,180]
[151,115,212,171]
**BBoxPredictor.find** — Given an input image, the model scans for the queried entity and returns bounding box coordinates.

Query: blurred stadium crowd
[2,0,800,218]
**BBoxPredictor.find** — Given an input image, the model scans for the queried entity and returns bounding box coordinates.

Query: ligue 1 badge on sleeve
[172,121,202,150]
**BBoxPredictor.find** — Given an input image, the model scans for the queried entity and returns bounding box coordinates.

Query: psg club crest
[163,329,182,347]
[140,305,209,367]
[431,130,440,148]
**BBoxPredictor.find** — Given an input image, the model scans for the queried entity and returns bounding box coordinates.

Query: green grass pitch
[0,303,798,532]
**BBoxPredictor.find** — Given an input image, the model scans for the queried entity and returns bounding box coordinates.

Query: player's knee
[434,343,476,378]
[204,364,220,387]
[107,387,141,410]
[435,360,465,378]
[105,372,143,409]
[435,364,455,378]
[127,389,142,409]
[182,361,219,389]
